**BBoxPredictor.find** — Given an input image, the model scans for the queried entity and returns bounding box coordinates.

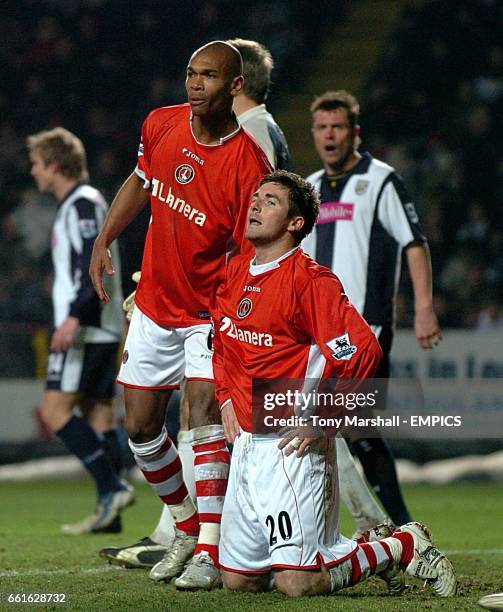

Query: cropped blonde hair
[27,127,89,181]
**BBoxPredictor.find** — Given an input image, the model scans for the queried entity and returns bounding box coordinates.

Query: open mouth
[248,217,261,226]
[325,145,336,152]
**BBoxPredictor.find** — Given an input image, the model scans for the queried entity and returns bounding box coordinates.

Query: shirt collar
[58,181,85,208]
[249,246,298,277]
[189,111,241,146]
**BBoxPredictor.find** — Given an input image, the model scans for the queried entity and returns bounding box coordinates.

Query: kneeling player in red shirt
[213,170,456,598]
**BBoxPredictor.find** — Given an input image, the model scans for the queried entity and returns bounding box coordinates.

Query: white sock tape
[169,494,197,523]
[198,522,220,546]
[128,426,168,457]
[191,424,224,445]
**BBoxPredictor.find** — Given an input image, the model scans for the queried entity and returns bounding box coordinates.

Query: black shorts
[45,342,119,399]
[375,325,393,378]
[373,325,393,410]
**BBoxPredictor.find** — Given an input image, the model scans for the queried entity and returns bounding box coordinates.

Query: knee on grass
[274,569,331,597]
[221,570,270,593]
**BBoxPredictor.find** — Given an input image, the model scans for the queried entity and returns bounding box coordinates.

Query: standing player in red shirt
[213,170,456,598]
[90,41,271,590]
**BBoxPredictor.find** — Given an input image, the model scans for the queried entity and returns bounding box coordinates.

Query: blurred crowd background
[362,1,503,331]
[1,0,502,364]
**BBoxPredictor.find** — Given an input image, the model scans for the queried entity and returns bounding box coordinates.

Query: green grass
[0,481,501,610]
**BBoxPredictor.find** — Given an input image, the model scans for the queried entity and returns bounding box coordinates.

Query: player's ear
[48,160,60,174]
[288,216,305,235]
[230,75,244,97]
[354,124,361,149]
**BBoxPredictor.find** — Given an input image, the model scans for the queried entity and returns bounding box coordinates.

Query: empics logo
[175,164,195,184]
[326,333,357,360]
[237,298,252,319]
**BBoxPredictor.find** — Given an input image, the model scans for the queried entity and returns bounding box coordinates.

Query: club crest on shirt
[237,298,253,319]
[355,179,369,195]
[122,350,129,364]
[175,164,195,184]
[326,333,357,360]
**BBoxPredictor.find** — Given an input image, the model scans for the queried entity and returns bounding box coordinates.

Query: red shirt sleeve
[210,274,231,409]
[134,113,153,187]
[135,107,171,187]
[294,271,382,379]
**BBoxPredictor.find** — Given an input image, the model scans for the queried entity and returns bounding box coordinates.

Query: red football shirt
[213,248,382,432]
[134,103,272,327]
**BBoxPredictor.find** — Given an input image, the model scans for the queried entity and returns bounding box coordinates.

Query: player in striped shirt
[27,127,132,534]
[303,90,442,531]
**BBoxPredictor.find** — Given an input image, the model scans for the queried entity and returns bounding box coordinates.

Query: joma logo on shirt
[220,316,273,347]
[181,147,204,166]
[151,178,207,226]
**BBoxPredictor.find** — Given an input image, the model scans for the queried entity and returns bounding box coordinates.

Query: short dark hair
[26,127,89,181]
[310,90,360,128]
[226,38,273,103]
[260,170,319,244]
[192,40,243,79]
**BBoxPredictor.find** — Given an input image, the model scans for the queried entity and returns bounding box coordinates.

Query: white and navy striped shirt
[52,183,123,342]
[238,104,292,171]
[302,153,426,327]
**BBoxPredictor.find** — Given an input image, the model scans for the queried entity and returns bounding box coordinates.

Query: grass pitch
[0,480,501,610]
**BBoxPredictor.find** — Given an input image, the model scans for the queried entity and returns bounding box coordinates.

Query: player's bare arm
[406,243,442,349]
[221,401,240,443]
[90,172,149,302]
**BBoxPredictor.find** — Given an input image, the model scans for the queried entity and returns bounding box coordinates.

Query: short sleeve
[377,173,426,248]
[134,116,152,189]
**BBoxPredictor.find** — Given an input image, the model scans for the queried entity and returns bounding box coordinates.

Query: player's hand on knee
[221,401,240,443]
[278,433,315,458]
[278,424,324,458]
[90,238,115,303]
[123,271,141,322]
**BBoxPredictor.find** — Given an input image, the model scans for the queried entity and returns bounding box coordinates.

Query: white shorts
[117,307,213,390]
[219,434,357,574]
